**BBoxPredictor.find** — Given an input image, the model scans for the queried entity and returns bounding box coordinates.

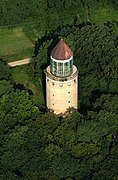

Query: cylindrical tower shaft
[45,65,78,114]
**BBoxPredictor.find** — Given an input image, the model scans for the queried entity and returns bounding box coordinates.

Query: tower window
[68,92,70,94]
[53,94,54,96]
[52,82,55,85]
[59,83,63,87]
[74,79,76,83]
[53,104,54,106]
[68,101,70,103]
[47,79,49,82]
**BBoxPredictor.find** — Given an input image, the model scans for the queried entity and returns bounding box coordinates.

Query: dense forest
[0,0,118,179]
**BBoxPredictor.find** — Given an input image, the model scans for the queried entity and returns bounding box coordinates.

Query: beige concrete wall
[46,66,78,114]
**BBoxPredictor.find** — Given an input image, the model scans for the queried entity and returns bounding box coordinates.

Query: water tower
[45,39,78,115]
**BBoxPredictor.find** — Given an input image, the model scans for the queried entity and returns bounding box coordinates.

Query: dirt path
[8,58,31,67]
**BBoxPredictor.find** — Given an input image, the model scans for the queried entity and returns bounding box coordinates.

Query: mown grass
[89,6,118,24]
[76,4,118,27]
[12,66,44,105]
[0,27,34,62]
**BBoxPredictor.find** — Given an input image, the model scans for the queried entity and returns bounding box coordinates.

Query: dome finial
[51,39,73,60]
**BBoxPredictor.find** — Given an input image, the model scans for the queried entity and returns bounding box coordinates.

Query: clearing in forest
[89,5,118,23]
[0,27,34,62]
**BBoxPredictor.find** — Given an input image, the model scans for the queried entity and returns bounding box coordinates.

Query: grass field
[89,6,118,23]
[0,27,34,62]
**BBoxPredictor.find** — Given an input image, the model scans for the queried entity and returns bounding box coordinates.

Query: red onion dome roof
[51,39,73,60]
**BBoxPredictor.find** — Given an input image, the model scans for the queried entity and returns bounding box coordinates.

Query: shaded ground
[12,66,44,105]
